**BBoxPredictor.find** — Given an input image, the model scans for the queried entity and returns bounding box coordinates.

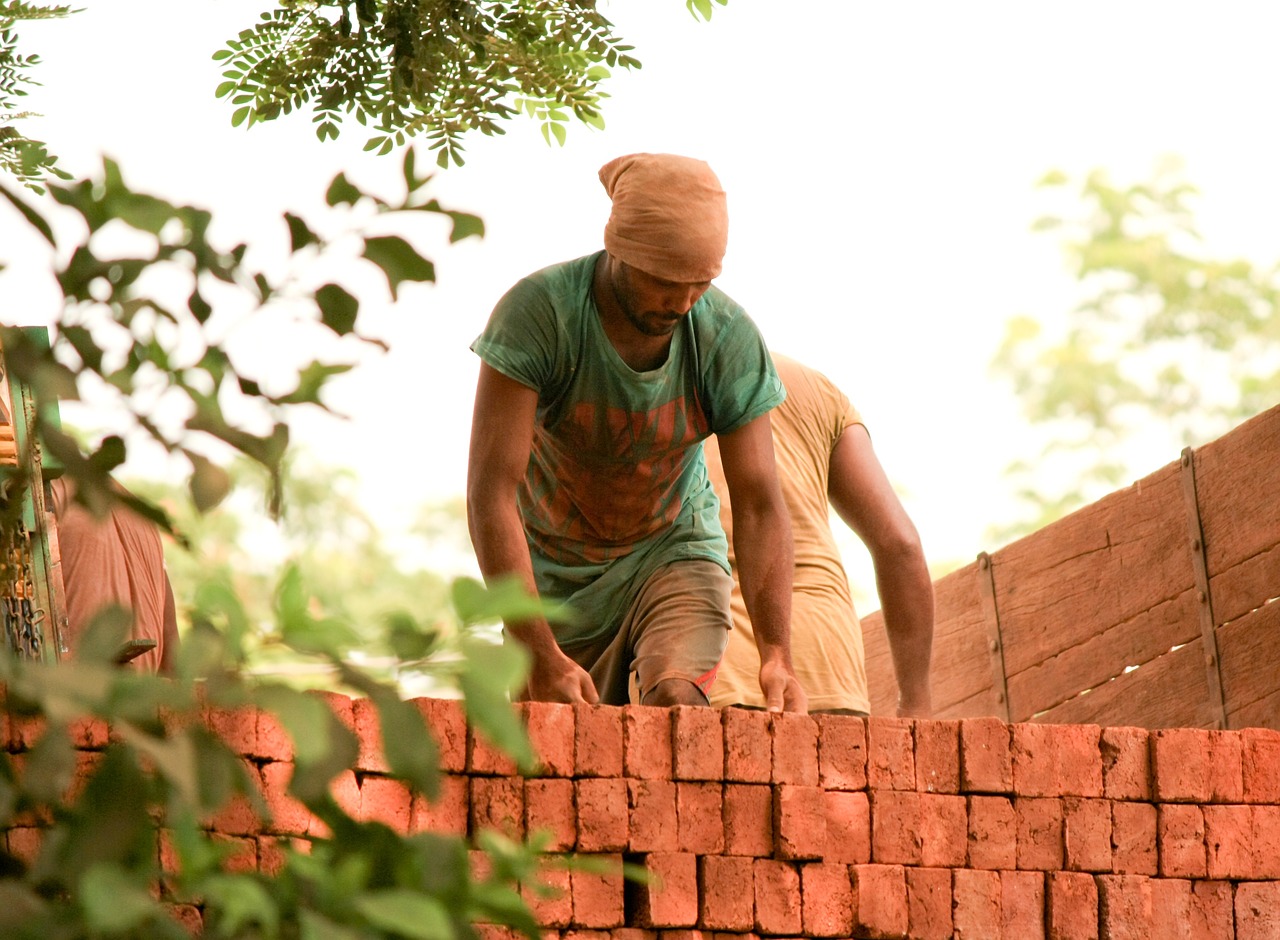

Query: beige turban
[599,153,729,283]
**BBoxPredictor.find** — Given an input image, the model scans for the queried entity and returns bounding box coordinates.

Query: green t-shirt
[471,251,784,646]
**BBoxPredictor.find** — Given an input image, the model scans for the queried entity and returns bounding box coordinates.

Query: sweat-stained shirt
[470,251,784,648]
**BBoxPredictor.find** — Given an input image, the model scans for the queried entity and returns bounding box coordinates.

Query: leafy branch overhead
[0,1,76,191]
[214,0,642,166]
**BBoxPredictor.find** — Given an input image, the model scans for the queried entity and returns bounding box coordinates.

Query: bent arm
[717,413,806,713]
[828,425,934,717]
[466,363,597,703]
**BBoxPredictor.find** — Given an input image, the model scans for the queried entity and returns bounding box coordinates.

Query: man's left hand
[759,659,808,714]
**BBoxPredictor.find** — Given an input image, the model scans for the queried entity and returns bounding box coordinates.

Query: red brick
[352,696,388,774]
[576,778,628,852]
[816,713,867,791]
[526,778,576,852]
[1206,730,1244,802]
[257,834,302,877]
[1099,727,1150,801]
[1159,804,1207,878]
[871,789,921,864]
[1149,878,1192,940]
[722,784,773,858]
[852,864,907,940]
[211,832,257,873]
[1097,874,1151,940]
[671,706,723,781]
[1016,796,1064,870]
[522,701,575,777]
[414,696,468,772]
[677,782,724,854]
[575,703,624,778]
[206,757,266,836]
[469,723,519,777]
[624,706,673,780]
[630,853,698,928]
[823,789,870,865]
[260,761,313,835]
[753,859,801,936]
[67,713,109,750]
[773,785,825,860]
[770,712,818,785]
[1110,801,1157,875]
[522,857,572,928]
[1253,804,1280,878]
[919,793,966,867]
[906,866,952,940]
[800,862,854,937]
[698,855,754,931]
[952,868,1000,940]
[204,704,258,757]
[359,775,412,832]
[572,854,625,928]
[1235,881,1280,940]
[1151,728,1211,802]
[1189,880,1233,939]
[1002,870,1046,939]
[1012,722,1103,798]
[6,827,41,865]
[1203,803,1254,879]
[315,769,360,836]
[1063,798,1111,873]
[866,716,915,790]
[960,717,1012,793]
[470,776,524,840]
[1045,871,1098,940]
[967,795,1017,870]
[914,719,960,793]
[722,708,771,784]
[411,773,469,836]
[627,779,678,853]
[1242,727,1280,803]
[166,903,203,933]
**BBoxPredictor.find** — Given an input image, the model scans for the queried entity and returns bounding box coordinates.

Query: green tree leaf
[361,235,436,300]
[353,889,453,940]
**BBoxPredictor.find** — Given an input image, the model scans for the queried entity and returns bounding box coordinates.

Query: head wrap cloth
[599,153,728,283]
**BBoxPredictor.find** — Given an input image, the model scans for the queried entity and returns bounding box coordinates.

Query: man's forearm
[733,505,795,661]
[874,550,934,716]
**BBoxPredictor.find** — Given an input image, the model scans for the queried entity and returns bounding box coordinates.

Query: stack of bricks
[5,695,1280,938]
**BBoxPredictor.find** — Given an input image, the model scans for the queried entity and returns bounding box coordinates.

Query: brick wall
[7,696,1280,938]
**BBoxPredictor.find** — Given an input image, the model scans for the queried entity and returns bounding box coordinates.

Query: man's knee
[641,677,709,707]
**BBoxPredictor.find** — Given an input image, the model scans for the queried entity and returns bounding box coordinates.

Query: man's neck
[592,253,674,372]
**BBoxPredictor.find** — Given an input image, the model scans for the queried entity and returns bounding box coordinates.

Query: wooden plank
[937,686,1003,720]
[861,560,992,716]
[1031,640,1216,729]
[1006,589,1200,721]
[992,460,1193,678]
[1229,688,1280,731]
[1217,598,1280,722]
[1194,403,1280,623]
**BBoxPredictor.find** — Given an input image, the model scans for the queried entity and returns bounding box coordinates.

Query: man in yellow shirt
[705,353,934,716]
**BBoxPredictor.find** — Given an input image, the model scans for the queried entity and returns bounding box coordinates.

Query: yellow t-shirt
[704,353,870,712]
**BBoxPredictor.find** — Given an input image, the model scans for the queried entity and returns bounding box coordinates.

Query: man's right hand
[525,650,601,705]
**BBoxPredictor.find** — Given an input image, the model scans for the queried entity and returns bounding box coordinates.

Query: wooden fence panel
[1193,404,1280,624]
[1219,598,1280,729]
[991,460,1194,719]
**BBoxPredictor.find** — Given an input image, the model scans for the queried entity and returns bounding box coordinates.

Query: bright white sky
[5,1,1280,592]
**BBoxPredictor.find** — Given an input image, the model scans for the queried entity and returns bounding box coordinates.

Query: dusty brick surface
[358,775,412,832]
[815,713,867,791]
[822,789,870,865]
[1062,797,1111,873]
[722,783,773,858]
[918,793,966,868]
[1097,874,1152,940]
[624,706,673,780]
[1012,722,1103,798]
[770,712,819,786]
[959,716,1013,793]
[852,863,907,940]
[952,868,1000,940]
[352,696,388,774]
[522,701,575,777]
[671,706,723,782]
[1202,803,1254,879]
[773,785,825,860]
[866,716,915,790]
[1149,877,1192,940]
[914,719,960,793]
[1002,869,1046,940]
[1016,796,1065,871]
[1235,880,1280,940]
[1159,803,1207,878]
[629,853,698,928]
[470,776,524,840]
[905,866,953,940]
[1045,870,1098,940]
[1206,729,1244,803]
[697,855,754,932]
[676,782,724,855]
[752,858,801,936]
[578,778,627,855]
[410,773,469,836]
[572,854,626,929]
[469,724,519,777]
[626,779,677,854]
[722,707,771,784]
[967,795,1017,870]
[870,789,921,865]
[1151,728,1211,802]
[1242,727,1280,803]
[1099,726,1151,801]
[1253,804,1280,878]
[414,696,468,773]
[1190,880,1234,939]
[522,859,572,928]
[1110,800,1157,875]
[260,761,312,836]
[575,703,624,778]
[525,777,576,851]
